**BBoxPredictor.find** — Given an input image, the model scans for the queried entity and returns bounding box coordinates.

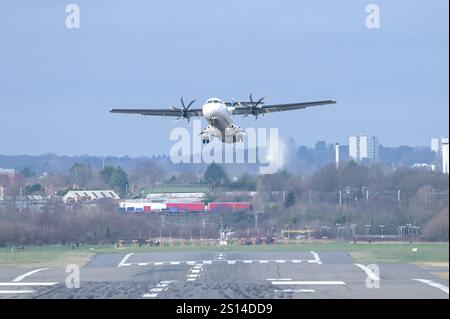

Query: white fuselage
[201,97,242,143]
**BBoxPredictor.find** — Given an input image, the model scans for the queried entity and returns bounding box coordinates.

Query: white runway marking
[272,281,346,285]
[187,278,196,281]
[154,262,164,266]
[187,261,196,265]
[13,268,50,282]
[138,263,148,266]
[259,260,269,263]
[188,274,198,278]
[292,260,302,263]
[117,253,134,267]
[413,279,449,294]
[192,269,201,273]
[0,282,58,286]
[309,251,322,264]
[0,290,36,294]
[142,280,176,298]
[194,265,202,269]
[227,261,236,264]
[243,260,253,264]
[275,260,286,263]
[354,264,380,282]
[170,262,180,265]
[266,278,291,281]
[275,289,315,293]
[203,260,212,264]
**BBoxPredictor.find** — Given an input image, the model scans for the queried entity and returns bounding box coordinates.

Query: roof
[63,190,120,202]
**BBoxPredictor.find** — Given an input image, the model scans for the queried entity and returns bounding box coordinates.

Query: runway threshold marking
[413,279,449,295]
[272,281,346,285]
[143,280,176,298]
[354,264,380,282]
[266,278,291,281]
[13,268,50,282]
[117,253,134,267]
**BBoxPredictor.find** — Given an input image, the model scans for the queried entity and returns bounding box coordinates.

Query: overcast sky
[0,0,448,156]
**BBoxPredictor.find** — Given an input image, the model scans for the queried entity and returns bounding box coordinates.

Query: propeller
[244,94,265,120]
[172,97,196,123]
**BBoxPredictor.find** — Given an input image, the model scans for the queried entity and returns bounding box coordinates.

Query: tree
[99,166,116,185]
[21,167,35,178]
[284,190,296,208]
[24,183,43,195]
[204,163,229,186]
[109,167,128,198]
[69,163,93,188]
[130,160,165,188]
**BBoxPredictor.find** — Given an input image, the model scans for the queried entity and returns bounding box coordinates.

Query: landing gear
[202,136,210,144]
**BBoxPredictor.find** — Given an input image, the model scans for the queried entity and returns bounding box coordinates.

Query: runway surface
[0,251,448,299]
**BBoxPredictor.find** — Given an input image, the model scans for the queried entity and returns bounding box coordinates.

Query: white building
[431,137,449,154]
[442,142,449,174]
[349,135,379,162]
[63,190,120,203]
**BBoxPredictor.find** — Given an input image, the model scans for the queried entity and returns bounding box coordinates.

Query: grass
[0,242,448,268]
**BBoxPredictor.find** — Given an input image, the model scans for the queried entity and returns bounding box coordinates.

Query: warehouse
[63,190,120,203]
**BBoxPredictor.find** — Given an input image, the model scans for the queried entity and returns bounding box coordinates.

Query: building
[63,190,120,203]
[431,137,449,154]
[0,168,24,196]
[442,142,449,174]
[349,135,379,162]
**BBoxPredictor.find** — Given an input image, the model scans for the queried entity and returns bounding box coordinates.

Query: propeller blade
[180,97,186,109]
[186,99,196,109]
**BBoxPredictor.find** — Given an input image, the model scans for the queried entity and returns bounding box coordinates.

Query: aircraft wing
[231,100,336,116]
[109,108,203,117]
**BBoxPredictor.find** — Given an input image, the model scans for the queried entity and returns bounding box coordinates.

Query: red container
[143,205,152,212]
[166,202,206,212]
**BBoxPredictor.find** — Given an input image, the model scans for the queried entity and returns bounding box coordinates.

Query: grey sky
[0,0,448,156]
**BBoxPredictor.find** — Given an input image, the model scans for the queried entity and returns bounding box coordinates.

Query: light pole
[379,225,385,238]
[364,225,371,236]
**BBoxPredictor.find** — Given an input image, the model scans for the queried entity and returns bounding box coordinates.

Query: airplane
[110,95,336,144]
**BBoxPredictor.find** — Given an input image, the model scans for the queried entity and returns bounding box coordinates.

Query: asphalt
[0,251,448,299]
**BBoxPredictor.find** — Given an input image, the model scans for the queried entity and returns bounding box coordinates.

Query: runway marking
[292,260,302,263]
[187,278,196,281]
[266,278,291,281]
[0,282,58,286]
[309,251,322,264]
[117,253,134,267]
[192,269,201,273]
[142,280,176,298]
[272,281,346,285]
[354,264,380,282]
[413,279,449,294]
[0,290,36,294]
[243,260,253,264]
[13,268,50,282]
[170,262,180,265]
[154,262,164,266]
[259,260,269,263]
[194,265,202,269]
[275,289,315,293]
[138,263,148,266]
[188,274,198,278]
[203,260,212,264]
[129,258,325,266]
[187,261,196,265]
[275,260,286,263]
[227,261,236,265]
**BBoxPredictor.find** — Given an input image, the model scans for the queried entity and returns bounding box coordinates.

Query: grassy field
[0,242,448,267]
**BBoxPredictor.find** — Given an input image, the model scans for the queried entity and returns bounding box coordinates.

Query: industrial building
[63,190,120,203]
[349,135,380,162]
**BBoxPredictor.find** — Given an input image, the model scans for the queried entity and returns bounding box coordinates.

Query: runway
[0,251,448,299]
